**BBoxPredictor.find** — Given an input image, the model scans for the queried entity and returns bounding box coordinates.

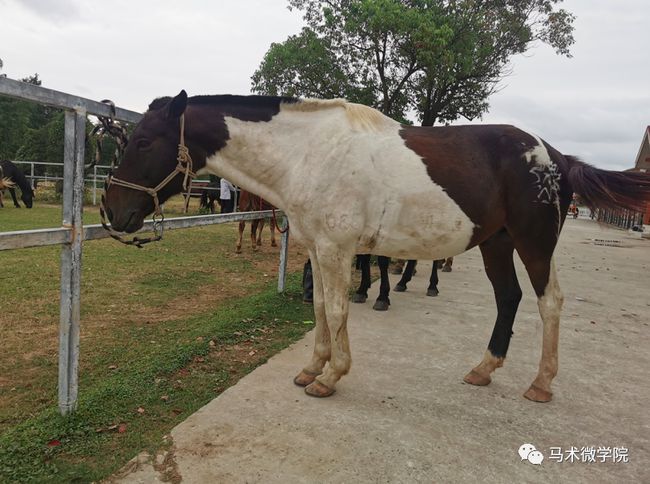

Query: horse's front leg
[294,250,331,387]
[9,188,20,208]
[304,247,354,397]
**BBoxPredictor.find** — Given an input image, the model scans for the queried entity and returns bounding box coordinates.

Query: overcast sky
[1,0,648,171]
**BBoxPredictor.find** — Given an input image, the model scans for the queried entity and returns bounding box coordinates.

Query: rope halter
[100,114,197,248]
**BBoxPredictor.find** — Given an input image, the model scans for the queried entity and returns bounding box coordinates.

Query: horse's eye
[136,138,152,151]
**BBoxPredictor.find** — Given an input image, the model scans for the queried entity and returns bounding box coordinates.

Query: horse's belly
[358,192,476,259]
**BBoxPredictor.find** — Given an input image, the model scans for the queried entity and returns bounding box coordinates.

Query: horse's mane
[147,95,393,132]
[284,99,395,133]
[147,95,299,112]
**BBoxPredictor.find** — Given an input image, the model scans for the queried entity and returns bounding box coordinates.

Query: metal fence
[597,207,645,230]
[10,159,241,207]
[0,76,289,415]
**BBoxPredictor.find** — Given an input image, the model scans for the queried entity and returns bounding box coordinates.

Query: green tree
[254,0,575,125]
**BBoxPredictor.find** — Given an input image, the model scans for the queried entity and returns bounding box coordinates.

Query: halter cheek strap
[100,114,197,248]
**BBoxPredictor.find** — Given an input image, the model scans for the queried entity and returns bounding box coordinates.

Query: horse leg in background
[294,250,331,388]
[256,218,265,246]
[426,261,440,296]
[372,256,391,311]
[9,187,20,208]
[236,220,245,253]
[390,258,405,275]
[464,229,522,387]
[0,191,3,208]
[199,190,208,211]
[250,219,260,250]
[394,259,417,292]
[352,254,371,303]
[304,247,354,397]
[442,257,453,272]
[269,215,277,247]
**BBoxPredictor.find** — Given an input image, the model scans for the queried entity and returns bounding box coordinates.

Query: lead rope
[99,114,196,248]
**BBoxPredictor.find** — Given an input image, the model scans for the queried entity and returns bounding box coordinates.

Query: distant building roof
[633,126,650,172]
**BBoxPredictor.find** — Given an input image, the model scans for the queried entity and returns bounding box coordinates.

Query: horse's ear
[168,90,187,119]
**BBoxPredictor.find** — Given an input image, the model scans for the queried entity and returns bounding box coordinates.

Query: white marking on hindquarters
[524,133,552,166]
[525,132,562,235]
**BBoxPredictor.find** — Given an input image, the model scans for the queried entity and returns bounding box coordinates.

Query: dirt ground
[112,219,649,484]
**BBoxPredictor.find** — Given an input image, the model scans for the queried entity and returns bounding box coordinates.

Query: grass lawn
[0,198,314,482]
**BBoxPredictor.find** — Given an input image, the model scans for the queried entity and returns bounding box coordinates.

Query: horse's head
[21,186,33,208]
[104,90,192,232]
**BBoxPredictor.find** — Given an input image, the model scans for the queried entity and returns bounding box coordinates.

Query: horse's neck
[204,109,336,210]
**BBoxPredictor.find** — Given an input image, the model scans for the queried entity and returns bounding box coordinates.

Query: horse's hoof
[372,300,390,311]
[271,241,277,247]
[523,384,553,403]
[394,284,407,292]
[305,380,335,397]
[426,288,439,297]
[463,369,491,386]
[442,266,452,273]
[351,293,368,304]
[390,268,403,275]
[235,248,242,254]
[294,370,320,387]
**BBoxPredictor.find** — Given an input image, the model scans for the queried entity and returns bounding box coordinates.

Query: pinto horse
[103,91,650,402]
[236,189,277,253]
[0,160,34,208]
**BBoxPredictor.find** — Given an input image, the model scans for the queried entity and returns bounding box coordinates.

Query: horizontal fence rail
[0,76,141,122]
[0,210,282,250]
[0,77,290,415]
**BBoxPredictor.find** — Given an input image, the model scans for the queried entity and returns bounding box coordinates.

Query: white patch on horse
[204,99,475,260]
[525,133,562,234]
[524,133,552,166]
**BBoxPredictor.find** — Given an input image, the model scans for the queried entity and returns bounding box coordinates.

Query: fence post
[277,215,289,293]
[58,108,86,415]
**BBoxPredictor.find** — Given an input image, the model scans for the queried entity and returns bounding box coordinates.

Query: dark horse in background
[0,160,34,208]
[103,91,650,402]
[353,255,442,311]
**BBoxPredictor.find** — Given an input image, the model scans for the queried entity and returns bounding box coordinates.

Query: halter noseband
[99,114,197,248]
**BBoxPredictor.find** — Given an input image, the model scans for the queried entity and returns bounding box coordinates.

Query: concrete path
[112,220,649,483]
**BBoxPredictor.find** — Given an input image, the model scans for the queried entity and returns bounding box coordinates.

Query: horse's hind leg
[372,256,391,311]
[442,257,453,272]
[464,229,522,387]
[352,254,371,303]
[250,219,259,250]
[394,259,417,292]
[519,254,563,403]
[256,218,265,246]
[295,250,331,388]
[236,220,245,253]
[426,261,439,297]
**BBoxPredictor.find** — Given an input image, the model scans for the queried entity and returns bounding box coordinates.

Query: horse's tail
[0,177,15,190]
[566,156,650,212]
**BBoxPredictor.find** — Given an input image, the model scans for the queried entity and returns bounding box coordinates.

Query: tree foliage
[252,0,575,125]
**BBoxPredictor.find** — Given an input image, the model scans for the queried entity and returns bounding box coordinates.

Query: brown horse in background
[236,190,277,253]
